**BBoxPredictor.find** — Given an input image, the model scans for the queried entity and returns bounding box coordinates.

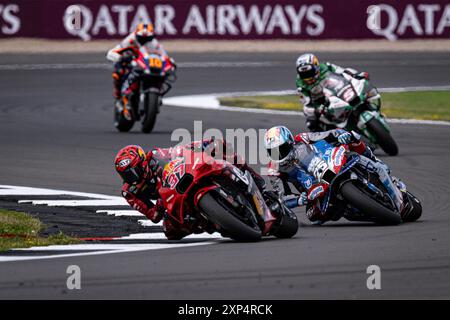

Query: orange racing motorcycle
[114,46,176,133]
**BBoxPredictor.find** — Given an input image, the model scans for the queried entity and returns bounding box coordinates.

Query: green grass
[0,209,80,251]
[219,91,450,121]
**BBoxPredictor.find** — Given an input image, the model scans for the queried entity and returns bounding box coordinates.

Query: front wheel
[141,92,159,133]
[263,191,299,238]
[272,208,298,238]
[198,192,262,242]
[341,181,402,225]
[366,118,398,156]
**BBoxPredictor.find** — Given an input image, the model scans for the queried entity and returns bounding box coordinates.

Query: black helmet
[296,53,320,85]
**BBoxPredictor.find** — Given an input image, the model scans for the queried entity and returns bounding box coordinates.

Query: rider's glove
[315,97,330,116]
[316,104,325,115]
[298,192,308,206]
[120,53,134,64]
[169,57,177,70]
[337,131,353,145]
[354,72,369,80]
[351,130,361,141]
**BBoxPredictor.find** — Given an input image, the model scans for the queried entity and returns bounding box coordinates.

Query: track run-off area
[0,52,449,298]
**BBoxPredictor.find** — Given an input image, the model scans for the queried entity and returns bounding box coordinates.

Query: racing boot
[112,72,122,99]
[162,217,191,240]
[122,80,139,97]
[306,201,332,225]
[284,192,308,209]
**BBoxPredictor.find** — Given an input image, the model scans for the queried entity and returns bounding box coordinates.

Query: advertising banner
[0,1,449,40]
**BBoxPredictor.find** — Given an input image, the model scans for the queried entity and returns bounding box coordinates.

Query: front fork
[243,171,277,235]
[139,87,162,116]
[357,110,391,143]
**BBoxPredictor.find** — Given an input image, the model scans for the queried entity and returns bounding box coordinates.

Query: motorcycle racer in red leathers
[114,139,265,240]
[106,22,176,100]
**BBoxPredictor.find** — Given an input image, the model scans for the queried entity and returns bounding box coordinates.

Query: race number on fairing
[164,159,186,189]
[309,157,328,181]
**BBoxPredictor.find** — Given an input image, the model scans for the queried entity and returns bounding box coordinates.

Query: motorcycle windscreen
[319,73,346,95]
[292,143,318,171]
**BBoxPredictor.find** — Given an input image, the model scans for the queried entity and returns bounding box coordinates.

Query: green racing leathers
[296,62,368,131]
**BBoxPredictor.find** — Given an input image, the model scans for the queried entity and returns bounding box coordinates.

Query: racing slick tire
[198,192,262,242]
[366,118,399,156]
[263,191,299,238]
[141,92,159,133]
[341,181,402,225]
[272,208,299,238]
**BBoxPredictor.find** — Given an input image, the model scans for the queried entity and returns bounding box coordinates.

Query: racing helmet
[135,23,155,45]
[264,126,295,163]
[296,53,320,85]
[114,145,148,185]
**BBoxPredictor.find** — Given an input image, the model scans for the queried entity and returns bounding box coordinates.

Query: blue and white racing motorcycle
[290,138,422,225]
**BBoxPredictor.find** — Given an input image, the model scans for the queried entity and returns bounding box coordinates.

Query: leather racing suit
[296,62,369,131]
[267,129,377,224]
[106,33,175,99]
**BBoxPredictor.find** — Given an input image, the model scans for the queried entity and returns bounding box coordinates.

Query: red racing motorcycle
[114,46,176,133]
[158,146,298,242]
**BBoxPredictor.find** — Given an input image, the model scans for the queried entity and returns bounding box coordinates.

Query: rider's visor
[119,166,143,185]
[267,142,292,161]
[297,65,318,81]
[136,35,154,45]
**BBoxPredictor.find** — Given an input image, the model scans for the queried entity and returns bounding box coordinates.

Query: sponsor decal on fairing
[307,185,324,200]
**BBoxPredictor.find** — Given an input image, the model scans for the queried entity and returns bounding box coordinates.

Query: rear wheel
[198,192,262,242]
[366,118,398,156]
[141,92,159,133]
[341,181,402,225]
[114,101,134,132]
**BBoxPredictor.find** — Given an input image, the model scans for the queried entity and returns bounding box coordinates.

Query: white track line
[0,185,119,199]
[0,185,224,262]
[0,242,216,262]
[96,210,144,217]
[138,219,163,227]
[18,199,128,207]
[119,232,222,240]
[164,87,450,126]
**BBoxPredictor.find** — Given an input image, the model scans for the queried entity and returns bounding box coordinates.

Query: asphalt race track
[0,52,449,299]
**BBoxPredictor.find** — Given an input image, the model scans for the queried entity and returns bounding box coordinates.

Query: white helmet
[264,126,295,163]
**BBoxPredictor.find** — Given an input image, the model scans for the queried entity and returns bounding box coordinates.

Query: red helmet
[114,145,148,185]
